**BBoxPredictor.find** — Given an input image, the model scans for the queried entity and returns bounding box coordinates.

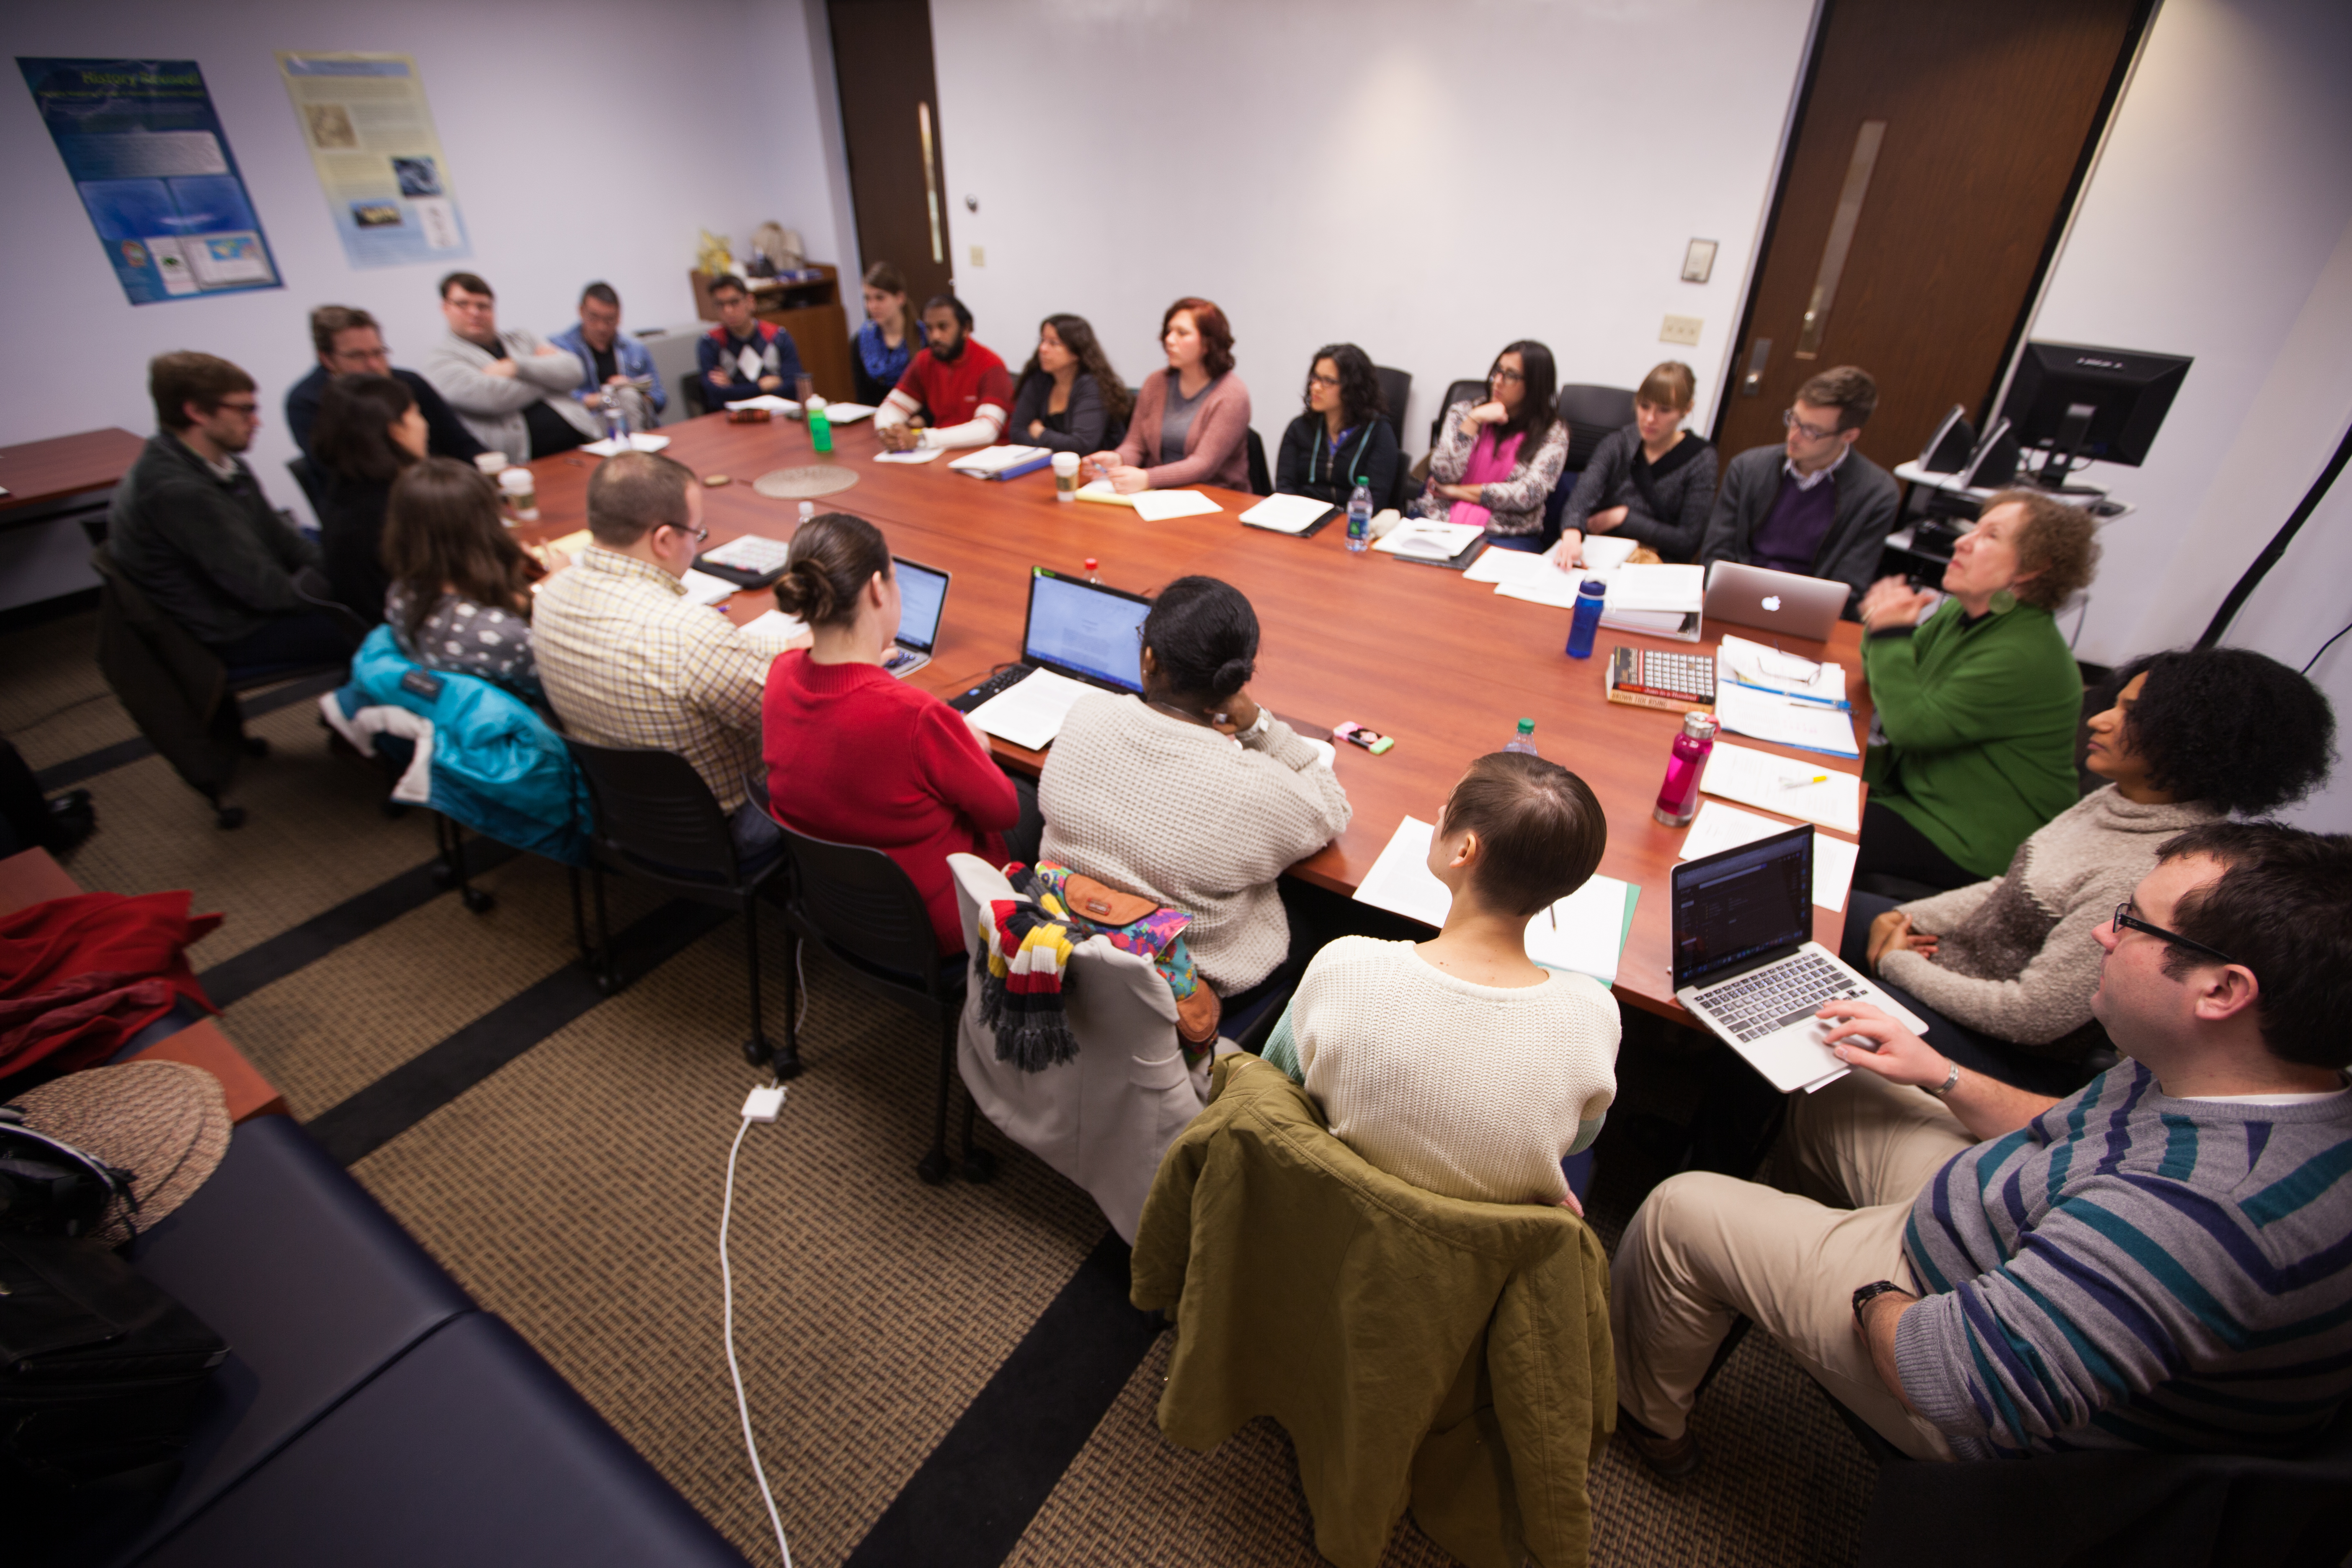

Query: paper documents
[820,402,874,423]
[1712,683,1862,758]
[967,668,1100,752]
[1465,547,1555,586]
[1678,802,1859,912]
[581,432,672,457]
[1376,520,1485,560]
[1699,741,1862,832]
[679,568,738,607]
[1718,635,1847,707]
[947,444,1050,475]
[540,528,594,559]
[874,446,946,464]
[738,608,809,645]
[1602,564,1705,613]
[1073,479,1137,507]
[1130,489,1222,523]
[1238,494,1333,534]
[1352,816,1637,986]
[725,394,798,414]
[1568,536,1640,576]
[699,534,792,574]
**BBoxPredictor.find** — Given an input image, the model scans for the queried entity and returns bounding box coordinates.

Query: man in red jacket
[874,295,1014,453]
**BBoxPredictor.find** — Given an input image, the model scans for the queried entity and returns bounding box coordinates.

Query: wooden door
[828,0,954,311]
[1715,0,2151,469]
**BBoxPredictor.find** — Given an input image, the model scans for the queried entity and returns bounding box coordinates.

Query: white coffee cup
[473,451,508,477]
[498,466,538,520]
[1052,451,1081,501]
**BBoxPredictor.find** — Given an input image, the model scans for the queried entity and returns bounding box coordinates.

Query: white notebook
[1238,494,1333,534]
[966,668,1099,752]
[1698,741,1862,832]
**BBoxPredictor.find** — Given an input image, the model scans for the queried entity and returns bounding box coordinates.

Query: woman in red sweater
[762,513,1020,953]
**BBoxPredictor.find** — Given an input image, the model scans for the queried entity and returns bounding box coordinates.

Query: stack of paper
[1677,802,1860,912]
[1489,555,1704,638]
[580,432,673,457]
[1698,741,1862,832]
[874,446,946,464]
[1712,684,1862,758]
[724,394,797,415]
[967,668,1101,751]
[1130,489,1222,523]
[1465,547,1555,587]
[1238,494,1334,534]
[1351,816,1639,987]
[947,444,1050,475]
[1718,635,1848,707]
[1073,479,1137,507]
[679,568,738,607]
[738,608,809,644]
[820,402,875,423]
[1375,519,1485,560]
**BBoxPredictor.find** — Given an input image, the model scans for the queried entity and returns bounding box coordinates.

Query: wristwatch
[1852,1279,1907,1322]
[1925,1058,1962,1098]
[1238,707,1270,740]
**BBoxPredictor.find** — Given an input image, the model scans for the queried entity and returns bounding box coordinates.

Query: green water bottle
[807,395,833,454]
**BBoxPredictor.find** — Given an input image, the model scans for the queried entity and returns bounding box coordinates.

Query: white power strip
[723,1086,793,1567]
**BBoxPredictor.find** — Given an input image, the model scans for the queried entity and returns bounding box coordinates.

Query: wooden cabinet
[689,264,855,403]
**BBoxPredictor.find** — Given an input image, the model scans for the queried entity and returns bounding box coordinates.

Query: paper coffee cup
[473,451,508,477]
[498,467,538,520]
[1053,451,1081,501]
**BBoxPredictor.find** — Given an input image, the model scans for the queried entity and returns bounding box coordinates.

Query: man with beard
[873,294,1014,452]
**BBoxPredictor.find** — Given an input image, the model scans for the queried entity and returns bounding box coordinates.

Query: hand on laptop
[1817,1000,1948,1089]
[1859,575,1937,630]
[1866,910,1937,968]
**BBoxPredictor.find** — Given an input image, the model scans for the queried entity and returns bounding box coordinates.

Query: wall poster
[17,57,282,306]
[276,52,471,270]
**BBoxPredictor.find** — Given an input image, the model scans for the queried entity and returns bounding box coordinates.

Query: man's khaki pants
[1610,1069,1970,1460]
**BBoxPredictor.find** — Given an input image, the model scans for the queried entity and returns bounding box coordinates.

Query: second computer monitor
[2000,340,2190,470]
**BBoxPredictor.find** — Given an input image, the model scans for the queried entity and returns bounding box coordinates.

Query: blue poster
[18,57,283,306]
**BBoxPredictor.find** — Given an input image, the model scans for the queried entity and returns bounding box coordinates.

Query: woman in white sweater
[1264,753,1620,1209]
[1842,646,2334,1093]
[1037,576,1351,1004]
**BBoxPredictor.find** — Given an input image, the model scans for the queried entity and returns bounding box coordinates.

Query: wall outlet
[968,244,986,268]
[1660,314,1703,346]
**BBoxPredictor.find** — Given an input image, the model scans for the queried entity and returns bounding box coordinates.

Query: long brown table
[517,415,1873,1021]
[0,428,146,518]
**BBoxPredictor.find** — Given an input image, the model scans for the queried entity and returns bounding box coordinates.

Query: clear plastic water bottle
[1654,712,1721,827]
[1565,578,1608,659]
[798,500,815,527]
[806,394,833,454]
[600,390,629,450]
[1505,718,1538,756]
[1345,482,1373,554]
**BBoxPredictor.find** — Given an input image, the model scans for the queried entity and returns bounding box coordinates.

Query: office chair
[285,456,329,517]
[1428,378,1489,450]
[1555,384,1637,473]
[774,825,983,1185]
[561,740,787,1068]
[1373,365,1413,436]
[1244,428,1272,496]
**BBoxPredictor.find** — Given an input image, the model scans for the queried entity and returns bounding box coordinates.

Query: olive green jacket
[1131,1055,1612,1568]
[1862,598,2082,879]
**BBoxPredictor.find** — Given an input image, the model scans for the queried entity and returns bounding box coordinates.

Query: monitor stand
[2022,402,2107,498]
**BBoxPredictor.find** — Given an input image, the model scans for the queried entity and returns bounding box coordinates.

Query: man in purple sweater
[1612,821,2352,1474]
[1698,365,1899,616]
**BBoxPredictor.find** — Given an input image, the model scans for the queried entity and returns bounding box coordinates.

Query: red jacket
[762,653,1019,954]
[0,890,221,1085]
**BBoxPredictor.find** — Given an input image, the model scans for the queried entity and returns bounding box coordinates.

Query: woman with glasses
[1840,645,2334,1092]
[1273,343,1398,508]
[1007,313,1132,455]
[1550,361,1717,567]
[1409,340,1568,549]
[1087,297,1251,494]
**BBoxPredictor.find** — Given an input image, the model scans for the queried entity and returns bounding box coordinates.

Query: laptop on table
[1703,561,1849,643]
[882,556,949,678]
[948,567,1152,750]
[1672,823,1926,1093]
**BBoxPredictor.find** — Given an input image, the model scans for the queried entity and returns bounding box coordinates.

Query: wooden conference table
[513,415,1874,1023]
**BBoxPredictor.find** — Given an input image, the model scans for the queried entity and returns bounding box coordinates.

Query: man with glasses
[1610,820,2352,1484]
[531,451,808,854]
[552,281,667,433]
[423,271,599,459]
[283,304,484,462]
[108,352,358,679]
[1697,364,1899,616]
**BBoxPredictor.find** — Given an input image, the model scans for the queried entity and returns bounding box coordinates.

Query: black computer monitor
[1998,341,2191,493]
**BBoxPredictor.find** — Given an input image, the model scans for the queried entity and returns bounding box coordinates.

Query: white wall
[928,0,1819,452]
[0,0,849,532]
[2026,0,2352,830]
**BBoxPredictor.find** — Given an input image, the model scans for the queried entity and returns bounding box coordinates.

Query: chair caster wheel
[460,887,494,913]
[379,799,407,820]
[771,1048,805,1081]
[593,968,623,996]
[743,1036,774,1067]
[962,1149,998,1184]
[214,805,247,830]
[244,736,271,759]
[431,861,456,887]
[916,1150,951,1186]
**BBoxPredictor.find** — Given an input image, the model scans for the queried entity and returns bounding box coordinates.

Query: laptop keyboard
[948,665,1030,712]
[1697,952,1862,1042]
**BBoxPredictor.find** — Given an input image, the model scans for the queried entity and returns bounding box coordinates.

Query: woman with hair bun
[761,512,1021,954]
[1038,576,1351,1005]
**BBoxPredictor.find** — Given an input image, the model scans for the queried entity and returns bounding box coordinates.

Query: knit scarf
[973,863,1209,1072]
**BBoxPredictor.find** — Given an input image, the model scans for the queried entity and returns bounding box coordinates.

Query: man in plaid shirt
[534,450,805,854]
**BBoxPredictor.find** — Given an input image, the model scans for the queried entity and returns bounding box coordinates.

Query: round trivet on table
[752,466,861,500]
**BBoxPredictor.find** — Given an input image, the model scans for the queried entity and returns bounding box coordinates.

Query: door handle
[1740,338,1772,397]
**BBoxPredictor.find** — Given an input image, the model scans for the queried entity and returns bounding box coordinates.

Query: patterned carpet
[6,599,1884,1566]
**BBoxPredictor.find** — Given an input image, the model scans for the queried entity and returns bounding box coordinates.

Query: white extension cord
[723,1083,792,1567]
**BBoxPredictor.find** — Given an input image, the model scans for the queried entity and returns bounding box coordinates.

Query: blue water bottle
[1565,578,1607,659]
[1345,482,1373,554]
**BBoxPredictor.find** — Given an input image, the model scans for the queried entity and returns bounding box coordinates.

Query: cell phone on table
[1331,721,1393,755]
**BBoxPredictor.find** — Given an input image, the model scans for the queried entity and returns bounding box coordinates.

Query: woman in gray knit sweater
[1841,647,2334,1092]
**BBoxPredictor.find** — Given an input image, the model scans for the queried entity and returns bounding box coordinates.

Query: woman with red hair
[1089,297,1252,493]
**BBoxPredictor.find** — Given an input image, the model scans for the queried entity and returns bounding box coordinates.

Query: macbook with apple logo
[1702,561,1849,642]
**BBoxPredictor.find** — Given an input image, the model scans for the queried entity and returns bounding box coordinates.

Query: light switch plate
[968,244,986,267]
[1660,315,1703,346]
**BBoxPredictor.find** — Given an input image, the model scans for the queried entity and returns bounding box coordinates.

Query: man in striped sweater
[1611,821,2352,1470]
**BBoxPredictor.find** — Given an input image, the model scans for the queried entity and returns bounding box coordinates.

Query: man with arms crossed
[424,271,598,459]
[284,304,482,462]
[1698,365,1900,616]
[1612,822,2352,1473]
[531,451,807,856]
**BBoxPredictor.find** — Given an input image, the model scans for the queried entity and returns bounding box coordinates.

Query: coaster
[753,466,860,500]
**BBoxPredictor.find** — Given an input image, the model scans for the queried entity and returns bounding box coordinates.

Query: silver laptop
[881,556,949,679]
[1704,560,1848,642]
[1672,823,1926,1093]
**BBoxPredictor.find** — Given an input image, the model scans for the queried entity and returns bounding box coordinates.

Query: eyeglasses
[217,399,260,415]
[1306,372,1340,389]
[1782,408,1840,442]
[2110,901,2245,970]
[1489,368,1525,384]
[663,523,709,544]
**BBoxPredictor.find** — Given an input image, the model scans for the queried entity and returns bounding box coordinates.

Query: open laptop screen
[892,557,949,653]
[1021,568,1149,694]
[1672,823,1815,989]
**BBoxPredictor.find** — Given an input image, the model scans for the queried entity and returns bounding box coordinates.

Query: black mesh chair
[771,825,988,1186]
[1555,384,1636,472]
[285,455,329,516]
[562,740,787,1068]
[1373,366,1413,436]
[1243,427,1272,496]
[1427,378,1489,450]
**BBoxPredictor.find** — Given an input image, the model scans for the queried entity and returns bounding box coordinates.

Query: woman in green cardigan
[1853,490,2101,890]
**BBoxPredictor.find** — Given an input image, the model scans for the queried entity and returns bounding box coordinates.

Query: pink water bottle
[1653,712,1720,827]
